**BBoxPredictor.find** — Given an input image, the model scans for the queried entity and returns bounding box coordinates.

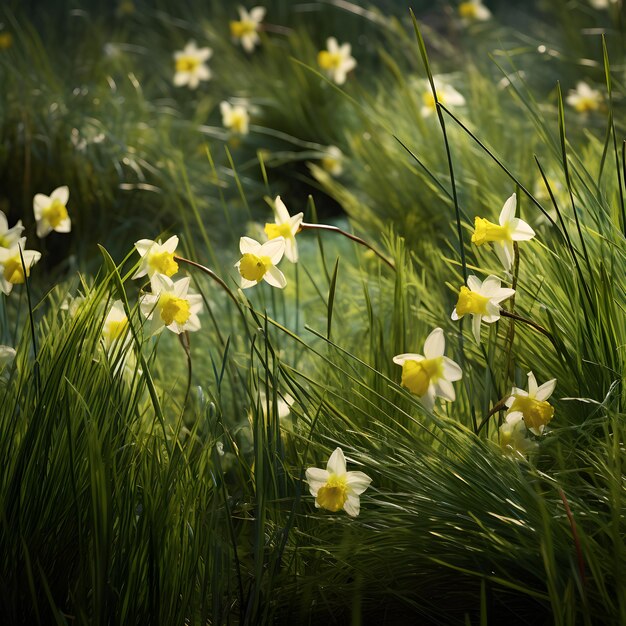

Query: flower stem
[499,309,555,344]
[175,256,240,308]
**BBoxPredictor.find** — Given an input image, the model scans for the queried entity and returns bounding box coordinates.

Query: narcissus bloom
[0,211,24,248]
[306,447,371,517]
[0,345,16,368]
[393,327,462,410]
[472,193,535,271]
[317,37,356,85]
[235,236,286,288]
[566,82,602,113]
[421,79,466,118]
[102,300,130,353]
[33,186,71,238]
[173,41,212,89]
[140,275,203,335]
[133,236,179,280]
[451,275,515,343]
[0,238,41,295]
[458,0,492,22]
[321,146,343,176]
[499,412,537,457]
[230,6,265,53]
[220,101,250,135]
[263,196,303,263]
[505,371,556,435]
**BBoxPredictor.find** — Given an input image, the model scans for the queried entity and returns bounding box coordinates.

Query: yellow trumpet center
[42,199,68,229]
[148,250,178,277]
[318,50,343,71]
[455,286,490,317]
[573,96,600,113]
[159,294,191,326]
[104,319,128,343]
[401,357,443,397]
[3,256,27,285]
[316,474,349,512]
[508,396,554,432]
[230,20,257,38]
[264,222,292,241]
[239,253,272,282]
[227,111,248,134]
[472,217,510,246]
[458,2,479,19]
[175,55,201,73]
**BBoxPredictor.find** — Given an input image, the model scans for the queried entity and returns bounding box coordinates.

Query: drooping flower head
[321,146,344,176]
[499,412,538,457]
[220,101,250,136]
[458,0,492,23]
[505,371,556,435]
[393,328,462,410]
[472,193,535,271]
[566,82,602,113]
[451,275,515,343]
[305,447,372,517]
[421,78,466,118]
[133,236,179,280]
[0,211,24,248]
[0,238,41,295]
[230,6,265,53]
[140,275,203,335]
[317,37,356,85]
[33,186,71,238]
[263,196,303,263]
[173,40,212,89]
[235,236,287,288]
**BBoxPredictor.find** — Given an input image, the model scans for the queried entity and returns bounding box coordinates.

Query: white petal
[451,308,460,321]
[36,222,52,238]
[305,468,329,496]
[435,378,456,402]
[150,273,173,295]
[494,242,512,272]
[346,471,372,495]
[343,494,361,517]
[134,239,154,257]
[240,236,261,255]
[274,196,290,223]
[326,447,346,475]
[442,357,462,381]
[173,72,189,87]
[289,213,304,233]
[527,371,538,396]
[51,185,69,206]
[162,235,179,253]
[55,218,71,233]
[239,277,258,289]
[480,275,502,296]
[535,378,557,402]
[509,218,535,241]
[250,6,266,22]
[173,276,190,297]
[263,266,286,289]
[284,238,298,263]
[260,237,285,265]
[467,275,482,291]
[490,287,516,304]
[33,194,49,218]
[326,37,338,53]
[0,211,7,231]
[499,193,516,226]
[423,327,445,359]
[472,314,482,343]
[420,385,437,410]
[392,353,423,365]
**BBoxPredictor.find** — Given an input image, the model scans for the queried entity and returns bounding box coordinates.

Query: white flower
[471,193,536,271]
[505,371,556,435]
[220,101,250,135]
[458,0,492,23]
[451,275,515,343]
[305,447,372,517]
[589,0,618,9]
[317,37,357,85]
[133,235,179,280]
[235,236,287,288]
[230,6,265,53]
[499,412,538,457]
[33,186,71,238]
[259,390,294,420]
[173,40,212,89]
[140,275,203,335]
[0,345,16,369]
[321,146,343,176]
[263,196,303,263]
[393,327,462,410]
[0,211,24,248]
[0,238,41,295]
[566,82,602,113]
[421,78,466,118]
[102,300,131,353]
[60,293,87,317]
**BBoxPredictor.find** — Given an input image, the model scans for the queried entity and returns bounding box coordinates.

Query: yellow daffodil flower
[133,236,179,280]
[230,6,265,53]
[421,78,466,118]
[140,275,203,335]
[0,237,41,295]
[458,0,492,23]
[33,186,71,238]
[393,327,462,410]
[263,196,303,263]
[321,146,343,176]
[236,236,287,288]
[472,193,535,271]
[306,447,372,517]
[220,101,250,135]
[566,82,602,113]
[173,40,212,89]
[318,37,356,85]
[505,371,556,435]
[102,300,131,353]
[451,274,515,343]
[0,211,24,248]
[499,412,537,457]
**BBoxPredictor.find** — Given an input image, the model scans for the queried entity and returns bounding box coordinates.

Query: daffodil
[33,186,71,238]
[230,6,265,53]
[505,371,556,435]
[133,236,179,280]
[321,146,343,176]
[0,238,41,295]
[421,79,466,118]
[235,236,287,288]
[173,40,212,89]
[263,196,303,263]
[0,32,13,50]
[589,0,618,9]
[0,211,24,248]
[317,37,356,85]
[220,101,250,135]
[393,327,462,410]
[140,275,203,335]
[471,193,535,271]
[458,0,492,23]
[102,300,131,353]
[451,275,515,343]
[566,82,602,113]
[499,412,537,457]
[305,447,371,517]
[0,345,16,369]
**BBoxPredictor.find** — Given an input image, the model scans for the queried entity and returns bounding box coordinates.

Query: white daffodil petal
[240,236,261,255]
[326,447,346,474]
[435,378,456,402]
[343,494,361,517]
[51,185,69,205]
[423,327,445,359]
[274,196,290,223]
[263,266,287,289]
[472,315,482,343]
[392,353,423,365]
[467,275,482,292]
[499,193,517,225]
[535,378,557,401]
[442,357,463,381]
[262,237,286,265]
[346,471,372,495]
